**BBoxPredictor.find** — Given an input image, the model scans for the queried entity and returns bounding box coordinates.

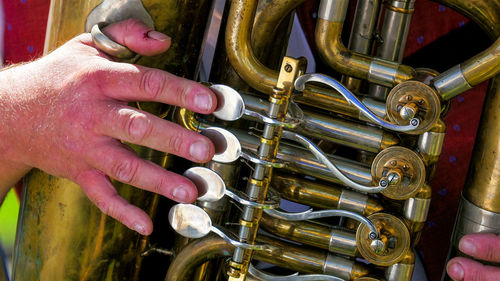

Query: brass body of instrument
[10,0,500,281]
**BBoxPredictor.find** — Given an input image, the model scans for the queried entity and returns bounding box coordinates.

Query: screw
[390,160,397,166]
[387,172,400,185]
[284,64,293,73]
[406,95,412,101]
[369,232,378,240]
[380,179,388,187]
[410,118,419,126]
[403,164,410,170]
[370,239,386,254]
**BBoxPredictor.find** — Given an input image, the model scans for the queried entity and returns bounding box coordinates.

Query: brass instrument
[10,0,500,281]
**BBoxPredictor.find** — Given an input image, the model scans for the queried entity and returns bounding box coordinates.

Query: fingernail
[194,93,213,112]
[147,30,170,41]
[448,262,464,281]
[189,141,210,162]
[172,185,189,202]
[133,223,147,235]
[459,237,476,255]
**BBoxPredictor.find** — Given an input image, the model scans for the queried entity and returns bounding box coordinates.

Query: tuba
[11,0,500,280]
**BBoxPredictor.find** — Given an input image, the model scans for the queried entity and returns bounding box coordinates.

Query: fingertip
[189,138,215,163]
[131,216,154,236]
[171,184,198,203]
[459,236,477,256]
[447,260,465,281]
[192,86,218,114]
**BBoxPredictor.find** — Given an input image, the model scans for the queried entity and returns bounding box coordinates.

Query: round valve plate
[371,146,425,200]
[386,80,441,135]
[356,213,411,266]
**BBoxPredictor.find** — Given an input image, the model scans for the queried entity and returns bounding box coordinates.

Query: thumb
[101,18,171,56]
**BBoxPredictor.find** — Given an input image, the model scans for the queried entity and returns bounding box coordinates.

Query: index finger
[98,62,217,114]
[459,233,500,262]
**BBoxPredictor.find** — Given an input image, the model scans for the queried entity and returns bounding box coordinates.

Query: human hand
[447,233,500,281]
[0,19,216,235]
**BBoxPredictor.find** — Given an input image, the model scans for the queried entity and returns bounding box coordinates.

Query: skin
[447,233,500,281]
[0,19,216,236]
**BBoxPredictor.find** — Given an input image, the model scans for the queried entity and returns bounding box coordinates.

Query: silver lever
[169,204,273,251]
[294,73,420,132]
[264,208,379,240]
[210,84,302,128]
[281,130,386,193]
[184,167,280,209]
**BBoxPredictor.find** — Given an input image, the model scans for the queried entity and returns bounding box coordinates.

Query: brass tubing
[166,235,370,281]
[271,173,384,216]
[368,0,415,100]
[316,1,415,87]
[384,251,415,281]
[462,75,500,212]
[255,236,371,280]
[297,86,387,121]
[242,93,399,152]
[165,235,234,281]
[226,0,278,94]
[234,129,373,186]
[434,0,500,40]
[433,37,500,100]
[252,0,308,58]
[418,119,446,165]
[260,214,358,257]
[344,0,382,93]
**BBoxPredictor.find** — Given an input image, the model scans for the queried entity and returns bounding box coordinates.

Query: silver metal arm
[294,73,419,132]
[281,130,386,193]
[264,208,379,240]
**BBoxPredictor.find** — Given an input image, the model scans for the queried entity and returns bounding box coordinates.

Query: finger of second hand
[95,105,214,163]
[459,233,500,262]
[87,141,199,203]
[447,257,500,281]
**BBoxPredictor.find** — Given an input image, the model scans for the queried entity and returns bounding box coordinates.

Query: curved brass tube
[435,0,500,39]
[226,0,278,94]
[165,235,234,281]
[166,235,371,281]
[315,2,416,87]
[272,173,384,216]
[430,0,500,100]
[252,0,308,58]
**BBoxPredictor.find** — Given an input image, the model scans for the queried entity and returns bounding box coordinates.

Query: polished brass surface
[13,0,500,280]
[226,0,278,94]
[371,146,426,200]
[357,213,411,266]
[271,174,384,216]
[260,214,358,257]
[315,19,415,87]
[462,75,500,212]
[386,81,441,134]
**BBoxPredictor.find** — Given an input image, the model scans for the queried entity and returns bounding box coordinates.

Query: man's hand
[0,19,216,235]
[447,233,500,281]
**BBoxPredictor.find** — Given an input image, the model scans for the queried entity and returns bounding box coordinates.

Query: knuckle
[122,110,152,142]
[140,69,166,99]
[167,132,184,155]
[111,158,140,184]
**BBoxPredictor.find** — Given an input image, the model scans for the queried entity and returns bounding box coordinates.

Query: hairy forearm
[0,67,32,197]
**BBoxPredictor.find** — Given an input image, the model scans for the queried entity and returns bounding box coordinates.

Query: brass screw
[406,95,412,101]
[390,160,397,166]
[284,64,293,73]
